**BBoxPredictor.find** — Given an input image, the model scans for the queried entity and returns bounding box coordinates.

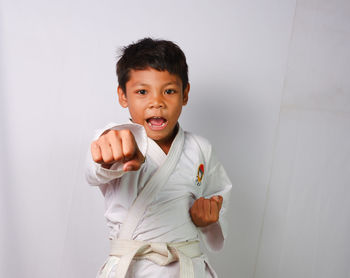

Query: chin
[144,123,177,142]
[147,133,166,142]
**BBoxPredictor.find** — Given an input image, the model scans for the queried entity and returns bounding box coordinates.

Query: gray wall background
[1,0,350,277]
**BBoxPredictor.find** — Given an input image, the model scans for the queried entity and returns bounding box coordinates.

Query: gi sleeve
[199,147,232,252]
[85,122,148,190]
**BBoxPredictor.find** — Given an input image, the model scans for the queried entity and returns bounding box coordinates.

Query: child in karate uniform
[86,38,232,278]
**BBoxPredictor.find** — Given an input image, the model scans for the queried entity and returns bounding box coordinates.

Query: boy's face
[117,68,189,150]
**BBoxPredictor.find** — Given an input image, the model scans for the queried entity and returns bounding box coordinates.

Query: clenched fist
[190,196,223,227]
[91,129,145,172]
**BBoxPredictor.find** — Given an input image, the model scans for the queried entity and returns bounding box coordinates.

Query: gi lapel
[118,127,185,240]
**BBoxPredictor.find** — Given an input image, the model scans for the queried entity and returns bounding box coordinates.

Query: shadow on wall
[0,31,22,277]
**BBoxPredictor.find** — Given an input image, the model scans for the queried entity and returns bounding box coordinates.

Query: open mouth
[146,117,168,130]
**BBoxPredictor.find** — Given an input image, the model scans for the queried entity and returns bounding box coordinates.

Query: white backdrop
[1,0,350,277]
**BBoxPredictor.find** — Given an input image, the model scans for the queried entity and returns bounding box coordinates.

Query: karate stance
[86,38,232,278]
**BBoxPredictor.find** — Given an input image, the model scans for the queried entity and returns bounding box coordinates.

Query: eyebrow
[131,81,180,87]
[163,81,180,86]
[133,83,149,87]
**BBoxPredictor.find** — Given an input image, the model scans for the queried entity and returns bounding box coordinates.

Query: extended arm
[85,122,147,188]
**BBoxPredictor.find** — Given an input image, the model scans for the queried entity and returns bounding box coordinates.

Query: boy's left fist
[190,195,223,227]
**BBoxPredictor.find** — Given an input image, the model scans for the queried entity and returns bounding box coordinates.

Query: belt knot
[108,239,201,278]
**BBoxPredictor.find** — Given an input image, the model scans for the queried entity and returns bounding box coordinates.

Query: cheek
[170,105,183,121]
[128,107,143,121]
[128,100,145,113]
[130,108,143,117]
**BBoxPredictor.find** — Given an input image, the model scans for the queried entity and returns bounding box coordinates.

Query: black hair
[116,38,188,93]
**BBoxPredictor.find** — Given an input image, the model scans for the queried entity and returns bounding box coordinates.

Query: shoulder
[183,130,214,159]
[184,131,212,147]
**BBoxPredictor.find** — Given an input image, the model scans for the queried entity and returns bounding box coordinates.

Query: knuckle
[123,150,134,159]
[102,152,112,163]
[108,129,120,139]
[103,155,113,163]
[98,135,107,144]
[92,156,101,163]
[113,154,123,162]
[91,140,98,148]
[125,129,132,136]
[120,129,132,137]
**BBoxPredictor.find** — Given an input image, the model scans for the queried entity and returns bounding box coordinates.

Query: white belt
[108,239,202,278]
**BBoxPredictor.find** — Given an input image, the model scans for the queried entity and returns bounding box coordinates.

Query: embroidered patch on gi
[196,164,204,186]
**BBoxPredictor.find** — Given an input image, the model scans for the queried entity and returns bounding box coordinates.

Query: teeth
[147,121,166,127]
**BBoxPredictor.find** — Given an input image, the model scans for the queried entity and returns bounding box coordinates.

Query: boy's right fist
[91,129,145,172]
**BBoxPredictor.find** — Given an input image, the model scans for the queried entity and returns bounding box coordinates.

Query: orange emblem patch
[196,164,204,186]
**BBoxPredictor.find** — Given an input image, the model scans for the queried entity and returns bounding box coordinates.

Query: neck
[157,142,171,155]
[155,125,179,155]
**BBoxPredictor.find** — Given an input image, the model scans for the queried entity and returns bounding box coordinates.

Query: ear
[117,86,128,108]
[182,83,190,106]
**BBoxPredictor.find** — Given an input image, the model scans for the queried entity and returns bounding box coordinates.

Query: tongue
[149,118,165,126]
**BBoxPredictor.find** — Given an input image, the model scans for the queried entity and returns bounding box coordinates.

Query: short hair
[116,38,189,93]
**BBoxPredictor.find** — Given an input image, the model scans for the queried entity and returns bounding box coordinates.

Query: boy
[86,38,232,278]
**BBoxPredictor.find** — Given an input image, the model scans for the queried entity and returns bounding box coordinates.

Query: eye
[137,89,147,95]
[165,89,175,95]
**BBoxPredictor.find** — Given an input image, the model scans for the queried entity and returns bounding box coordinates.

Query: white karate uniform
[86,122,232,278]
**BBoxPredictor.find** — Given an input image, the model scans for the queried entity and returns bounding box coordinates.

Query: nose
[149,92,164,109]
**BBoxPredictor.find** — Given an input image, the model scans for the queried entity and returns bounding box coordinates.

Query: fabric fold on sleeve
[198,148,232,252]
